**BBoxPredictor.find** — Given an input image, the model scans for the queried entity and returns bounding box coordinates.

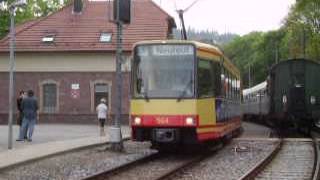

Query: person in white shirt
[96,98,108,136]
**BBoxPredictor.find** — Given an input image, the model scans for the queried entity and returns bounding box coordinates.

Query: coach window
[42,83,58,113]
[198,59,214,97]
[94,83,109,108]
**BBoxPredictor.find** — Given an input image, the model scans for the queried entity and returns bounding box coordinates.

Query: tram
[130,40,242,149]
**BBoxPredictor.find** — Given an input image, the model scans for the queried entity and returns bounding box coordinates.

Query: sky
[152,0,296,35]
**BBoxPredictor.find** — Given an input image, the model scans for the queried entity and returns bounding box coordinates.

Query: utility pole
[302,26,306,58]
[8,5,15,150]
[111,13,124,151]
[110,0,130,152]
[7,0,27,150]
[248,65,252,88]
[275,45,279,64]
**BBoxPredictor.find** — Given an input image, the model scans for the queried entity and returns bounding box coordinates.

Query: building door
[94,83,109,108]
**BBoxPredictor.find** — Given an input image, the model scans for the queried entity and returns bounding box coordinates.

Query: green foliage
[173,28,239,45]
[223,0,320,88]
[0,0,69,38]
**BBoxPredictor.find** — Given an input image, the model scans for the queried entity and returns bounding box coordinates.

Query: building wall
[0,52,118,72]
[0,52,131,124]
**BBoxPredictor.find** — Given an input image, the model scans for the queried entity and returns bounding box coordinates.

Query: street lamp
[7,0,27,150]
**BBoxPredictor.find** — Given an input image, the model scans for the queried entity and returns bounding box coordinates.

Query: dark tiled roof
[0,0,175,52]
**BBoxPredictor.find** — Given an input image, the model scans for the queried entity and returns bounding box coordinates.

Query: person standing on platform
[16,90,25,126]
[96,98,108,136]
[16,90,38,142]
[16,90,28,139]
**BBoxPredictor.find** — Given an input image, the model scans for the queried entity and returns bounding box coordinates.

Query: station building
[0,0,175,123]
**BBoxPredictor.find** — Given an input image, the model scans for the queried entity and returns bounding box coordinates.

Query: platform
[0,124,130,170]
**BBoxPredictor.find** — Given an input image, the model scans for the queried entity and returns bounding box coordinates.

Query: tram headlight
[133,117,141,125]
[311,96,316,105]
[185,117,196,125]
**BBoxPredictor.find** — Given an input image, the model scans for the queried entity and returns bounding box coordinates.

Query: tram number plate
[155,117,169,125]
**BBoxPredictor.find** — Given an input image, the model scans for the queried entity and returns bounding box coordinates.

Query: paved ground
[0,124,130,152]
[0,121,269,170]
[0,124,130,170]
[240,121,271,138]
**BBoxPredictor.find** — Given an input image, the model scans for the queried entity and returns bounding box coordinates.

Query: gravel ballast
[0,141,155,180]
[175,139,279,180]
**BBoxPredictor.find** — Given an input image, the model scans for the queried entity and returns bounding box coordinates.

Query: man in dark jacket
[16,90,38,142]
[16,90,25,126]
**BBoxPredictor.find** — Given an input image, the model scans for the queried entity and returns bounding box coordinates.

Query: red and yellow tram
[130,40,241,149]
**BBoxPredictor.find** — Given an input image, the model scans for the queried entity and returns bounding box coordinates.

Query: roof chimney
[73,0,83,13]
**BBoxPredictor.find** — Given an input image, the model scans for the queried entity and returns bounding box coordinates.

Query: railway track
[239,132,320,180]
[82,144,222,180]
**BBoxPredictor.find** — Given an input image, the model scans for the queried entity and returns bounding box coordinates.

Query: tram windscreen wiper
[177,79,192,102]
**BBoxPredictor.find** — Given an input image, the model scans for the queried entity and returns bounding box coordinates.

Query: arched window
[41,81,58,113]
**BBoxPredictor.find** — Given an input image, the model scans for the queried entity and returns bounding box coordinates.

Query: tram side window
[234,77,237,100]
[214,62,221,96]
[231,76,235,100]
[225,72,228,99]
[198,59,214,97]
[221,68,225,98]
[233,78,236,100]
[229,74,233,100]
[228,75,231,100]
[235,78,238,100]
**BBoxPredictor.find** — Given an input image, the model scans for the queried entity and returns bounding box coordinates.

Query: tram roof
[133,40,240,77]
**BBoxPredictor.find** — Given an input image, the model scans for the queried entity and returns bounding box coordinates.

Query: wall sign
[71,83,80,99]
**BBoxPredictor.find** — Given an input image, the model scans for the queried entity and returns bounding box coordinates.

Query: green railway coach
[269,58,320,129]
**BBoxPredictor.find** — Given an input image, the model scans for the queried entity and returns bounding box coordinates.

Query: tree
[0,0,69,38]
[223,0,320,87]
[285,0,320,59]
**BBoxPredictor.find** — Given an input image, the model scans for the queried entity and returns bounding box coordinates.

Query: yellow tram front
[130,40,241,147]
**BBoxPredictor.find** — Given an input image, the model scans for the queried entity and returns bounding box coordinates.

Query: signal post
[109,0,131,151]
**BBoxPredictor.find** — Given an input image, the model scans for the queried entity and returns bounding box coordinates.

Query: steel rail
[237,138,283,180]
[155,143,223,180]
[82,152,160,180]
[155,154,208,180]
[311,132,320,180]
